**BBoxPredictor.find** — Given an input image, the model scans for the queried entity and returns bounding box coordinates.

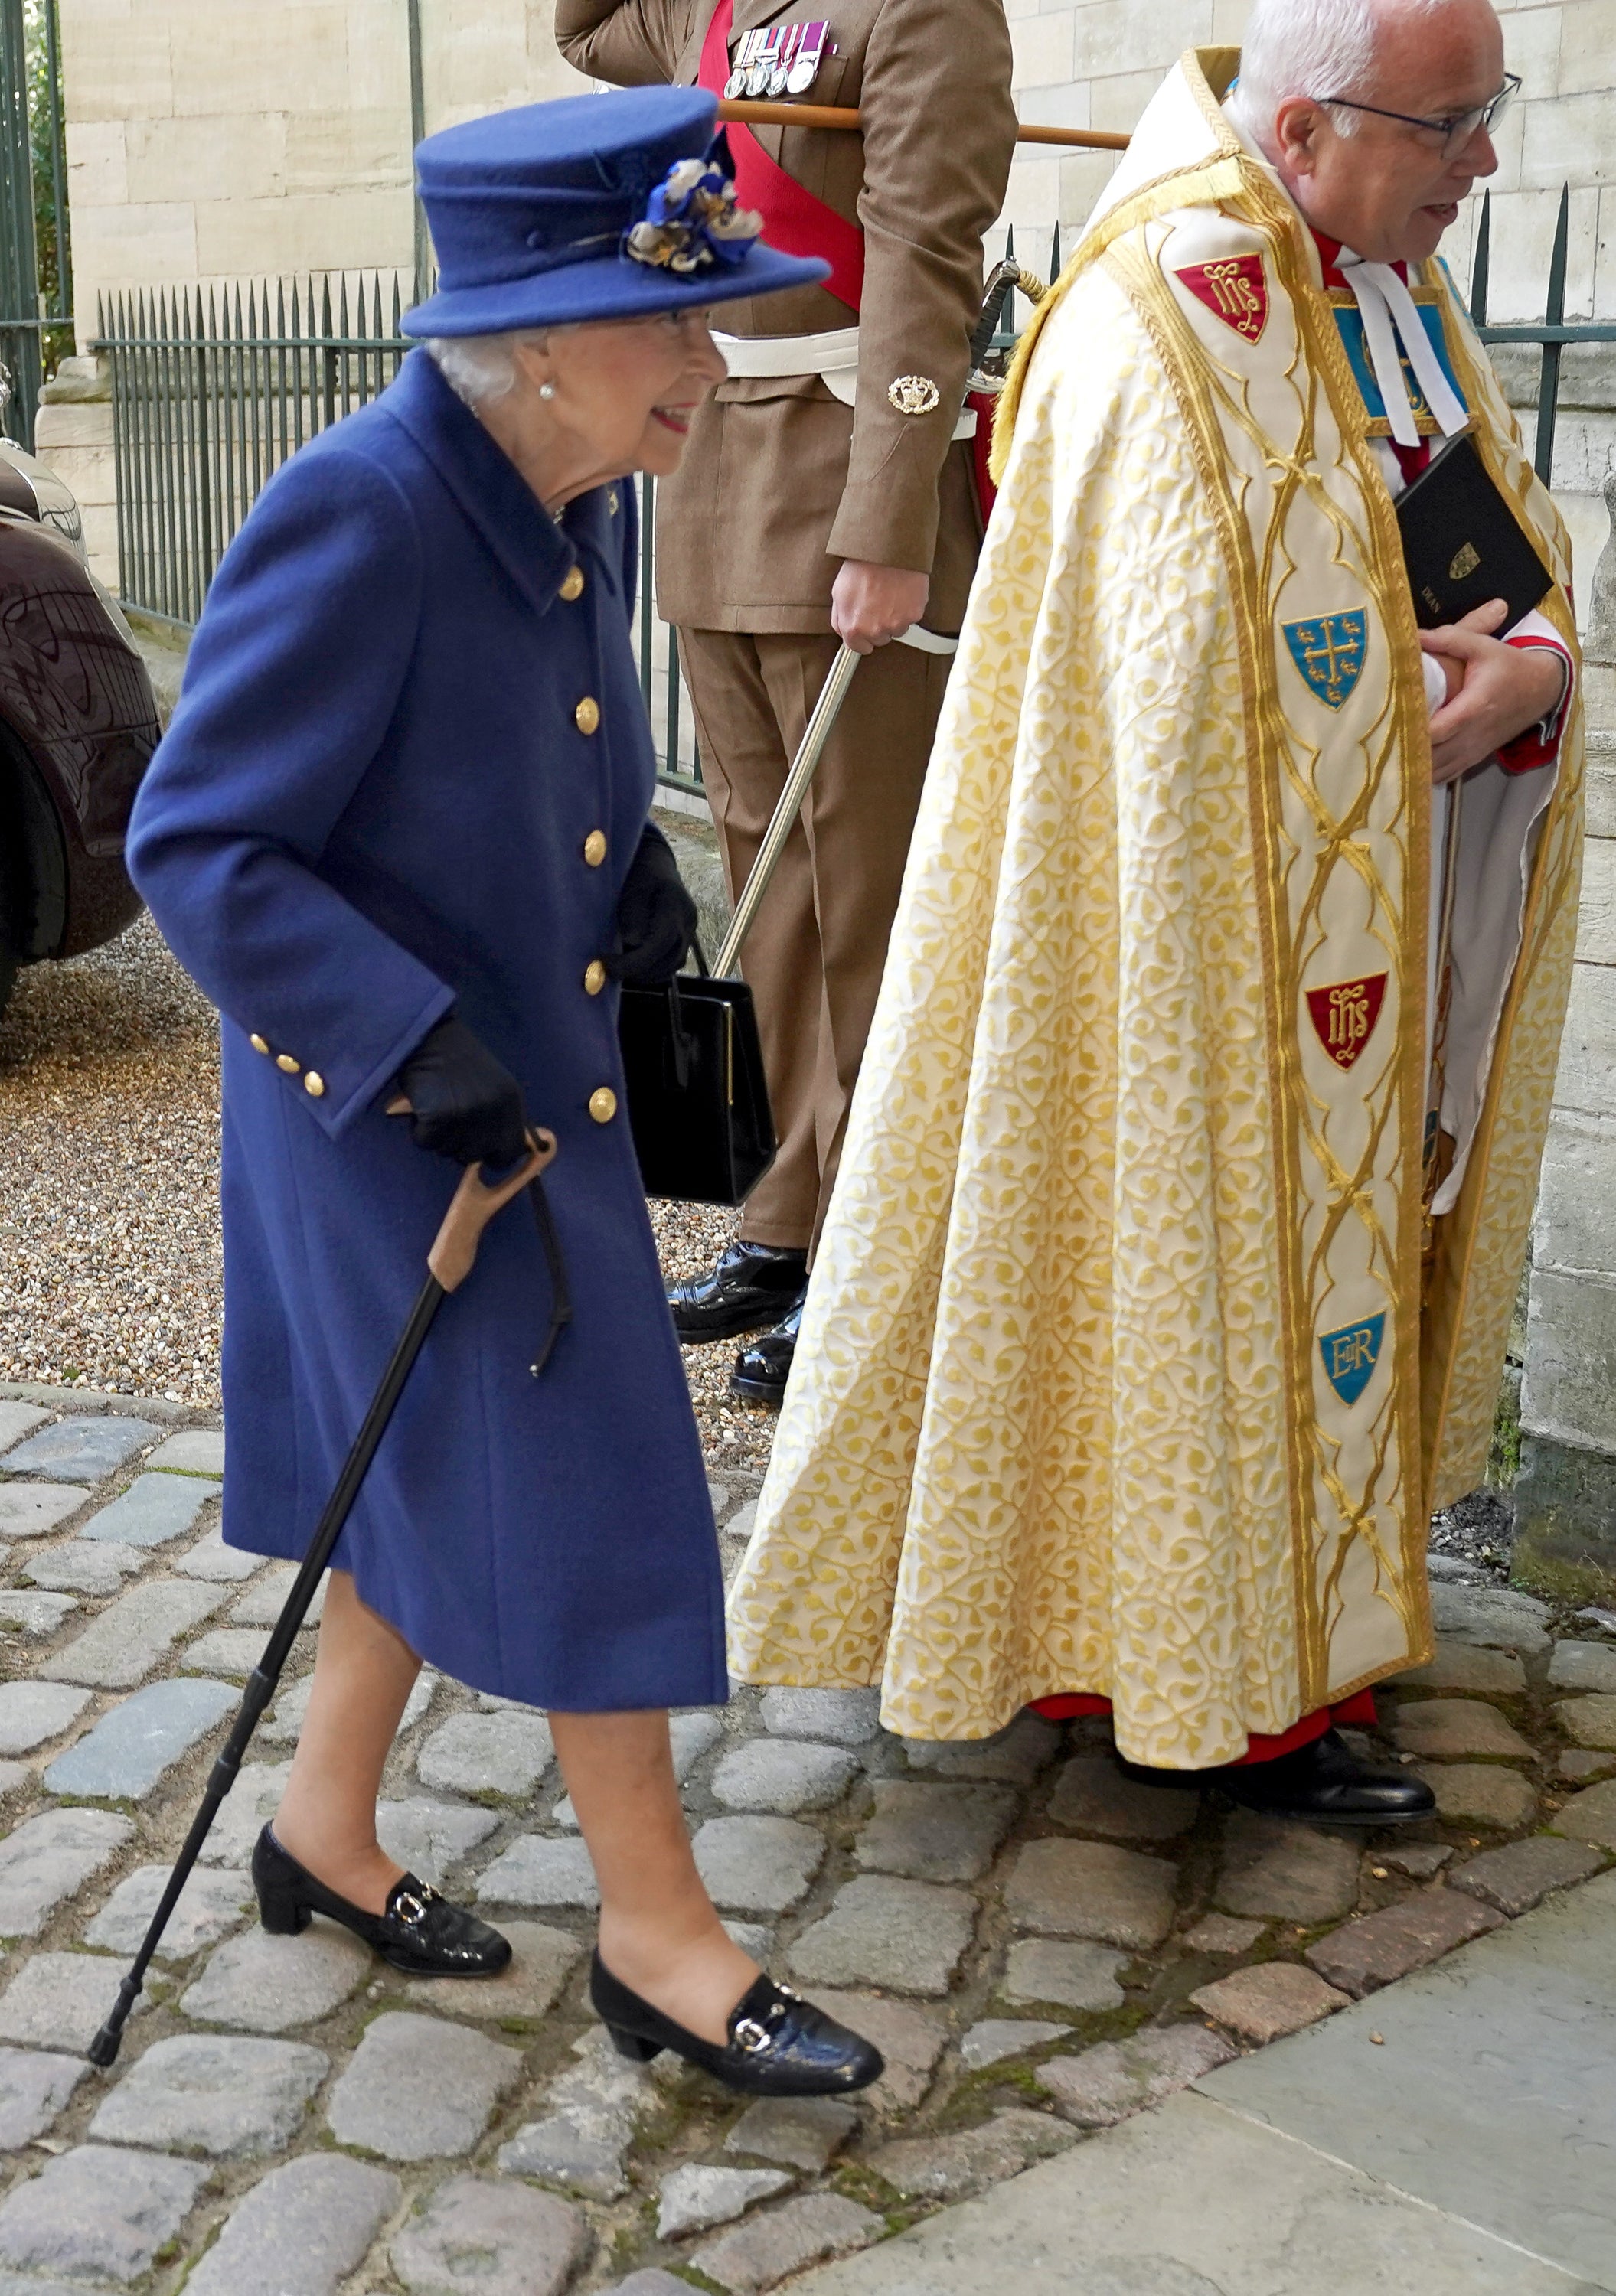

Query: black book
[1396,428,1554,631]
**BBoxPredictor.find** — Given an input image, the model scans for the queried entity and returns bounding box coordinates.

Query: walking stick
[87,1127,557,2069]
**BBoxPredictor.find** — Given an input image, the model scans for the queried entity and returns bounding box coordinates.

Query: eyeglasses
[1319,73,1520,161]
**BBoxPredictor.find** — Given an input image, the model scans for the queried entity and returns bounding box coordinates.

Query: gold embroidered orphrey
[726,47,1584,1764]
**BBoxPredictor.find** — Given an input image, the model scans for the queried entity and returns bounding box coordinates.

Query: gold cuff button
[583,829,607,867]
[583,959,607,996]
[250,1034,269,1055]
[276,1053,300,1074]
[559,565,585,602]
[304,1072,326,1098]
[589,1086,618,1124]
[575,696,601,735]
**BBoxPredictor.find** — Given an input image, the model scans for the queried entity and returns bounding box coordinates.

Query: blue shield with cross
[1282,609,1369,710]
[1318,1311,1386,1407]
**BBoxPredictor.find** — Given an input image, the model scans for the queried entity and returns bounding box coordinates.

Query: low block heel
[607,2024,661,2063]
[256,1888,312,1936]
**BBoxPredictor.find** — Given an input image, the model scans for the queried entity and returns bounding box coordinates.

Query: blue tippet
[1333,298,1467,435]
[127,350,729,1711]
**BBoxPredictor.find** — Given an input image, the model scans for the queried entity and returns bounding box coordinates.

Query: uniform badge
[1282,610,1369,709]
[726,29,761,99]
[1175,255,1269,343]
[769,25,796,95]
[889,375,940,416]
[745,31,774,95]
[1319,1311,1386,1407]
[1305,972,1387,1071]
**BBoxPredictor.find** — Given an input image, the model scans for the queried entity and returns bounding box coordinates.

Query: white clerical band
[1337,252,1470,448]
[714,325,978,440]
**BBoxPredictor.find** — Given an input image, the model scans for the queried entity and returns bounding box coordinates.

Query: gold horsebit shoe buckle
[734,1985,798,2055]
[394,1883,440,1927]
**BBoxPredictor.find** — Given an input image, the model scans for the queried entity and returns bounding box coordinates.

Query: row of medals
[724,19,832,99]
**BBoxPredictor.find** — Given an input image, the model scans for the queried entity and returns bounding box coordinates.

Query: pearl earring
[538,380,557,401]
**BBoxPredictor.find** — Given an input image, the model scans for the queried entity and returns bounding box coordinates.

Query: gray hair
[425,331,551,409]
[1229,0,1459,148]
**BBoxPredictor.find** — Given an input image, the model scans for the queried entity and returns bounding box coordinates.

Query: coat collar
[730,0,802,38]
[383,348,612,618]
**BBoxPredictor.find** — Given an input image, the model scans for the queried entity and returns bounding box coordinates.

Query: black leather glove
[394,1014,528,1169]
[606,823,699,988]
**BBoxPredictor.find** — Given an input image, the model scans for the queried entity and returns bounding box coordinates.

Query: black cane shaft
[87,1272,447,2069]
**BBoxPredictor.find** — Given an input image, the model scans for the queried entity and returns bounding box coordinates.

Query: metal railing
[1468,187,1616,486]
[0,0,71,451]
[96,276,410,630]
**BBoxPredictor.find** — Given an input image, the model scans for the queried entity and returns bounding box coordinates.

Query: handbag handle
[712,643,862,979]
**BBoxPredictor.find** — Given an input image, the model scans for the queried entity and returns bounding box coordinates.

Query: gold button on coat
[575,696,601,735]
[304,1072,325,1098]
[250,1034,269,1055]
[583,959,607,996]
[583,830,607,866]
[559,566,585,602]
[589,1086,618,1124]
[276,1053,299,1074]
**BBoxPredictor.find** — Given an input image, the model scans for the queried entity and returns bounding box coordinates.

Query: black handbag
[618,954,775,1205]
[615,644,863,1208]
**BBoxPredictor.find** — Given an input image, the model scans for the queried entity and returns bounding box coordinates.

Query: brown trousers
[679,628,952,1254]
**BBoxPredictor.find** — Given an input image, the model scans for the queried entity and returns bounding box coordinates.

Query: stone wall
[1003,0,1616,326]
[59,1,589,337]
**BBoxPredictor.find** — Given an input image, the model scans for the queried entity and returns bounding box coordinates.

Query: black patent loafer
[253,1825,513,1976]
[590,1952,883,2096]
[1117,1728,1436,1828]
[668,1242,808,1344]
[730,1296,803,1409]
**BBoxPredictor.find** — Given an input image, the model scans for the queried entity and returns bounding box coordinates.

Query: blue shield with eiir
[1319,1311,1386,1407]
[1282,610,1369,709]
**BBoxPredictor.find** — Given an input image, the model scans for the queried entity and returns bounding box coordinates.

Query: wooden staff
[718,98,1130,151]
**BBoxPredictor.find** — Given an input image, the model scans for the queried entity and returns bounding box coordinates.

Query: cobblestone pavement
[0,1388,1612,2294]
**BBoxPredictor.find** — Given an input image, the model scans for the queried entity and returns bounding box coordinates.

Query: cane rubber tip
[87,2021,122,2069]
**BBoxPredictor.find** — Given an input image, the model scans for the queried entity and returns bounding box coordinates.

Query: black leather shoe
[730,1296,802,1409]
[1117,1729,1436,1828]
[668,1241,808,1344]
[590,1951,883,2096]
[253,1825,513,1976]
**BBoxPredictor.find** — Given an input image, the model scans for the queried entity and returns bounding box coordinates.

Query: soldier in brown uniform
[555,0,1017,1404]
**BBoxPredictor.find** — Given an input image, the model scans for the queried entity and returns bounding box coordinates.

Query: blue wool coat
[128,348,727,1711]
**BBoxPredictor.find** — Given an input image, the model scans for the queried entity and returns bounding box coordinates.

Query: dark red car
[0,435,160,1018]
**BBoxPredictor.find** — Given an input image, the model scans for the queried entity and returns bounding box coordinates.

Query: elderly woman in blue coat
[128,90,880,2096]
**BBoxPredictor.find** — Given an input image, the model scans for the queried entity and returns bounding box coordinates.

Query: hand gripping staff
[87,1127,561,2069]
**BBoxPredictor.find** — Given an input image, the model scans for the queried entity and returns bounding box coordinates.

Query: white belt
[714,325,978,440]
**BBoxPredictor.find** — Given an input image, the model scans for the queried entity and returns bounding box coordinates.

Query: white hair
[1229,0,1461,149]
[425,330,552,409]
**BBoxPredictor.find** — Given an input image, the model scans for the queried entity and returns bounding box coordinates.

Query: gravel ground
[0,918,778,1470]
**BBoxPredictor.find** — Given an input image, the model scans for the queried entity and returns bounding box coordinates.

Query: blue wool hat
[402,87,828,337]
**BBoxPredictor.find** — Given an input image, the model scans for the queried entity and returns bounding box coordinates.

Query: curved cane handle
[424,1127,557,1294]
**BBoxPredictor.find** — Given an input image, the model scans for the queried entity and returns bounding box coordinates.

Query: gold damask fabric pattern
[727,49,1582,1760]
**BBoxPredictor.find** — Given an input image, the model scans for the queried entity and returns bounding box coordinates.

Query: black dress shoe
[1116,1729,1435,1828]
[253,1825,513,1976]
[590,1951,883,2096]
[668,1241,808,1344]
[730,1296,802,1409]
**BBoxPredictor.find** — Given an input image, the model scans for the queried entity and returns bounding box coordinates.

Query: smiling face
[514,308,729,488]
[1270,0,1505,264]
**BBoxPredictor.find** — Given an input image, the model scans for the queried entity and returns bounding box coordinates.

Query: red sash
[697,1,865,312]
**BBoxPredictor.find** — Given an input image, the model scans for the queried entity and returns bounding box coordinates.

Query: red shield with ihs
[1175,256,1269,344]
[1306,974,1388,1071]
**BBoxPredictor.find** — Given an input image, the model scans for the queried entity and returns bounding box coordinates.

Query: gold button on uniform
[575,696,601,735]
[276,1053,299,1075]
[583,829,607,867]
[589,1086,618,1124]
[250,1034,269,1055]
[304,1072,325,1098]
[559,566,585,602]
[583,959,607,996]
